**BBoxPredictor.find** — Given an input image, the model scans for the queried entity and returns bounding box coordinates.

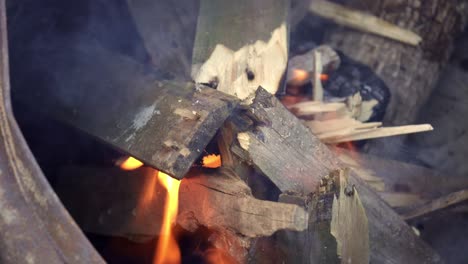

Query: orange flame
[202,154,222,168]
[290,69,329,85]
[120,156,144,170]
[154,171,181,264]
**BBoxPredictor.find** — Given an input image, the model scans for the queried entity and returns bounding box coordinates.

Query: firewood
[230,89,341,194]
[55,166,308,239]
[401,189,468,220]
[13,42,239,179]
[278,169,370,263]
[191,0,290,102]
[309,0,422,46]
[227,89,442,263]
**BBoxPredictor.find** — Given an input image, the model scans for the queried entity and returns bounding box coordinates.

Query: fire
[154,171,181,264]
[291,69,309,84]
[119,156,144,170]
[290,69,329,85]
[202,154,222,168]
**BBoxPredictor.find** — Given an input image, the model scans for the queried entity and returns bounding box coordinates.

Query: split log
[228,88,442,263]
[12,40,238,179]
[231,88,341,195]
[55,166,308,239]
[278,169,370,263]
[191,0,290,102]
[323,0,468,157]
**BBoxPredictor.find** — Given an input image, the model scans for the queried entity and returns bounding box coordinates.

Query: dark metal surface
[0,0,104,262]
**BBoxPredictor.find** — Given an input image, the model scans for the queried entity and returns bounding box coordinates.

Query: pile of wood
[10,0,468,263]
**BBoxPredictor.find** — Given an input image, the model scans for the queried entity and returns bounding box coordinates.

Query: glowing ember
[202,154,222,168]
[119,156,144,170]
[291,69,309,84]
[290,69,329,85]
[320,73,329,81]
[154,171,181,264]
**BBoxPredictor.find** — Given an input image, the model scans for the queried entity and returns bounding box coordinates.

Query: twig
[321,124,433,143]
[402,189,468,220]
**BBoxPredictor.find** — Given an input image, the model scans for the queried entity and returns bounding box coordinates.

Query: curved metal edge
[0,0,104,263]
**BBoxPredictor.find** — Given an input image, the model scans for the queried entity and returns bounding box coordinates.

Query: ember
[202,154,222,168]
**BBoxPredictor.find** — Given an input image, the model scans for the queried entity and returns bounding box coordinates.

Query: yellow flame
[120,156,144,170]
[202,154,222,168]
[154,171,181,264]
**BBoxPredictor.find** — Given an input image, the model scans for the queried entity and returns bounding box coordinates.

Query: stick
[309,0,422,46]
[313,50,324,101]
[321,124,433,143]
[402,189,468,220]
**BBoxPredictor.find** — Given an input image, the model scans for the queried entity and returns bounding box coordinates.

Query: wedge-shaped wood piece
[14,42,238,179]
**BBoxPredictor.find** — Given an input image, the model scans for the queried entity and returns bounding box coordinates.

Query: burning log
[55,166,308,240]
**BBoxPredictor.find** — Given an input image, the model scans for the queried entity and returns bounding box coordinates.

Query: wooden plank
[191,0,289,101]
[13,41,239,179]
[55,166,308,238]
